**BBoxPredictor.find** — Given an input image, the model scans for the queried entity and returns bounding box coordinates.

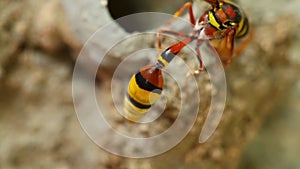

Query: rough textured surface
[0,0,299,169]
[239,81,300,169]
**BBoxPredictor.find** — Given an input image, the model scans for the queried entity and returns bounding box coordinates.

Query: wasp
[124,0,253,123]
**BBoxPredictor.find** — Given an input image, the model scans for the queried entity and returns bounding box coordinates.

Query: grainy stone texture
[0,0,299,169]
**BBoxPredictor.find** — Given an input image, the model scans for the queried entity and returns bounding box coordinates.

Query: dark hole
[107,0,190,32]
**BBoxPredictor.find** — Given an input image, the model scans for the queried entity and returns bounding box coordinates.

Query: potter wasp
[124,0,253,122]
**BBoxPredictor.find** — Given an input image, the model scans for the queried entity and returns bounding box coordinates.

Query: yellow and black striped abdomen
[124,65,163,122]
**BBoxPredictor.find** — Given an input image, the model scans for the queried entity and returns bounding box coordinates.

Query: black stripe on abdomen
[135,72,162,94]
[126,93,151,109]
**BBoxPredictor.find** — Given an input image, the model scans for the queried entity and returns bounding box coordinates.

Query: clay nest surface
[0,0,300,169]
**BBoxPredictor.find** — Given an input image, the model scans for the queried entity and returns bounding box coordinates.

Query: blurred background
[0,0,299,168]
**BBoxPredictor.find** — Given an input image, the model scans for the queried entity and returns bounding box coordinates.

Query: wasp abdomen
[124,65,163,122]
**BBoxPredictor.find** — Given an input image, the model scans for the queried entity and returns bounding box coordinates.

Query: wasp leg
[155,2,199,70]
[187,40,205,77]
[157,29,189,52]
[166,2,196,26]
[210,27,236,66]
[157,2,195,54]
[234,26,254,57]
